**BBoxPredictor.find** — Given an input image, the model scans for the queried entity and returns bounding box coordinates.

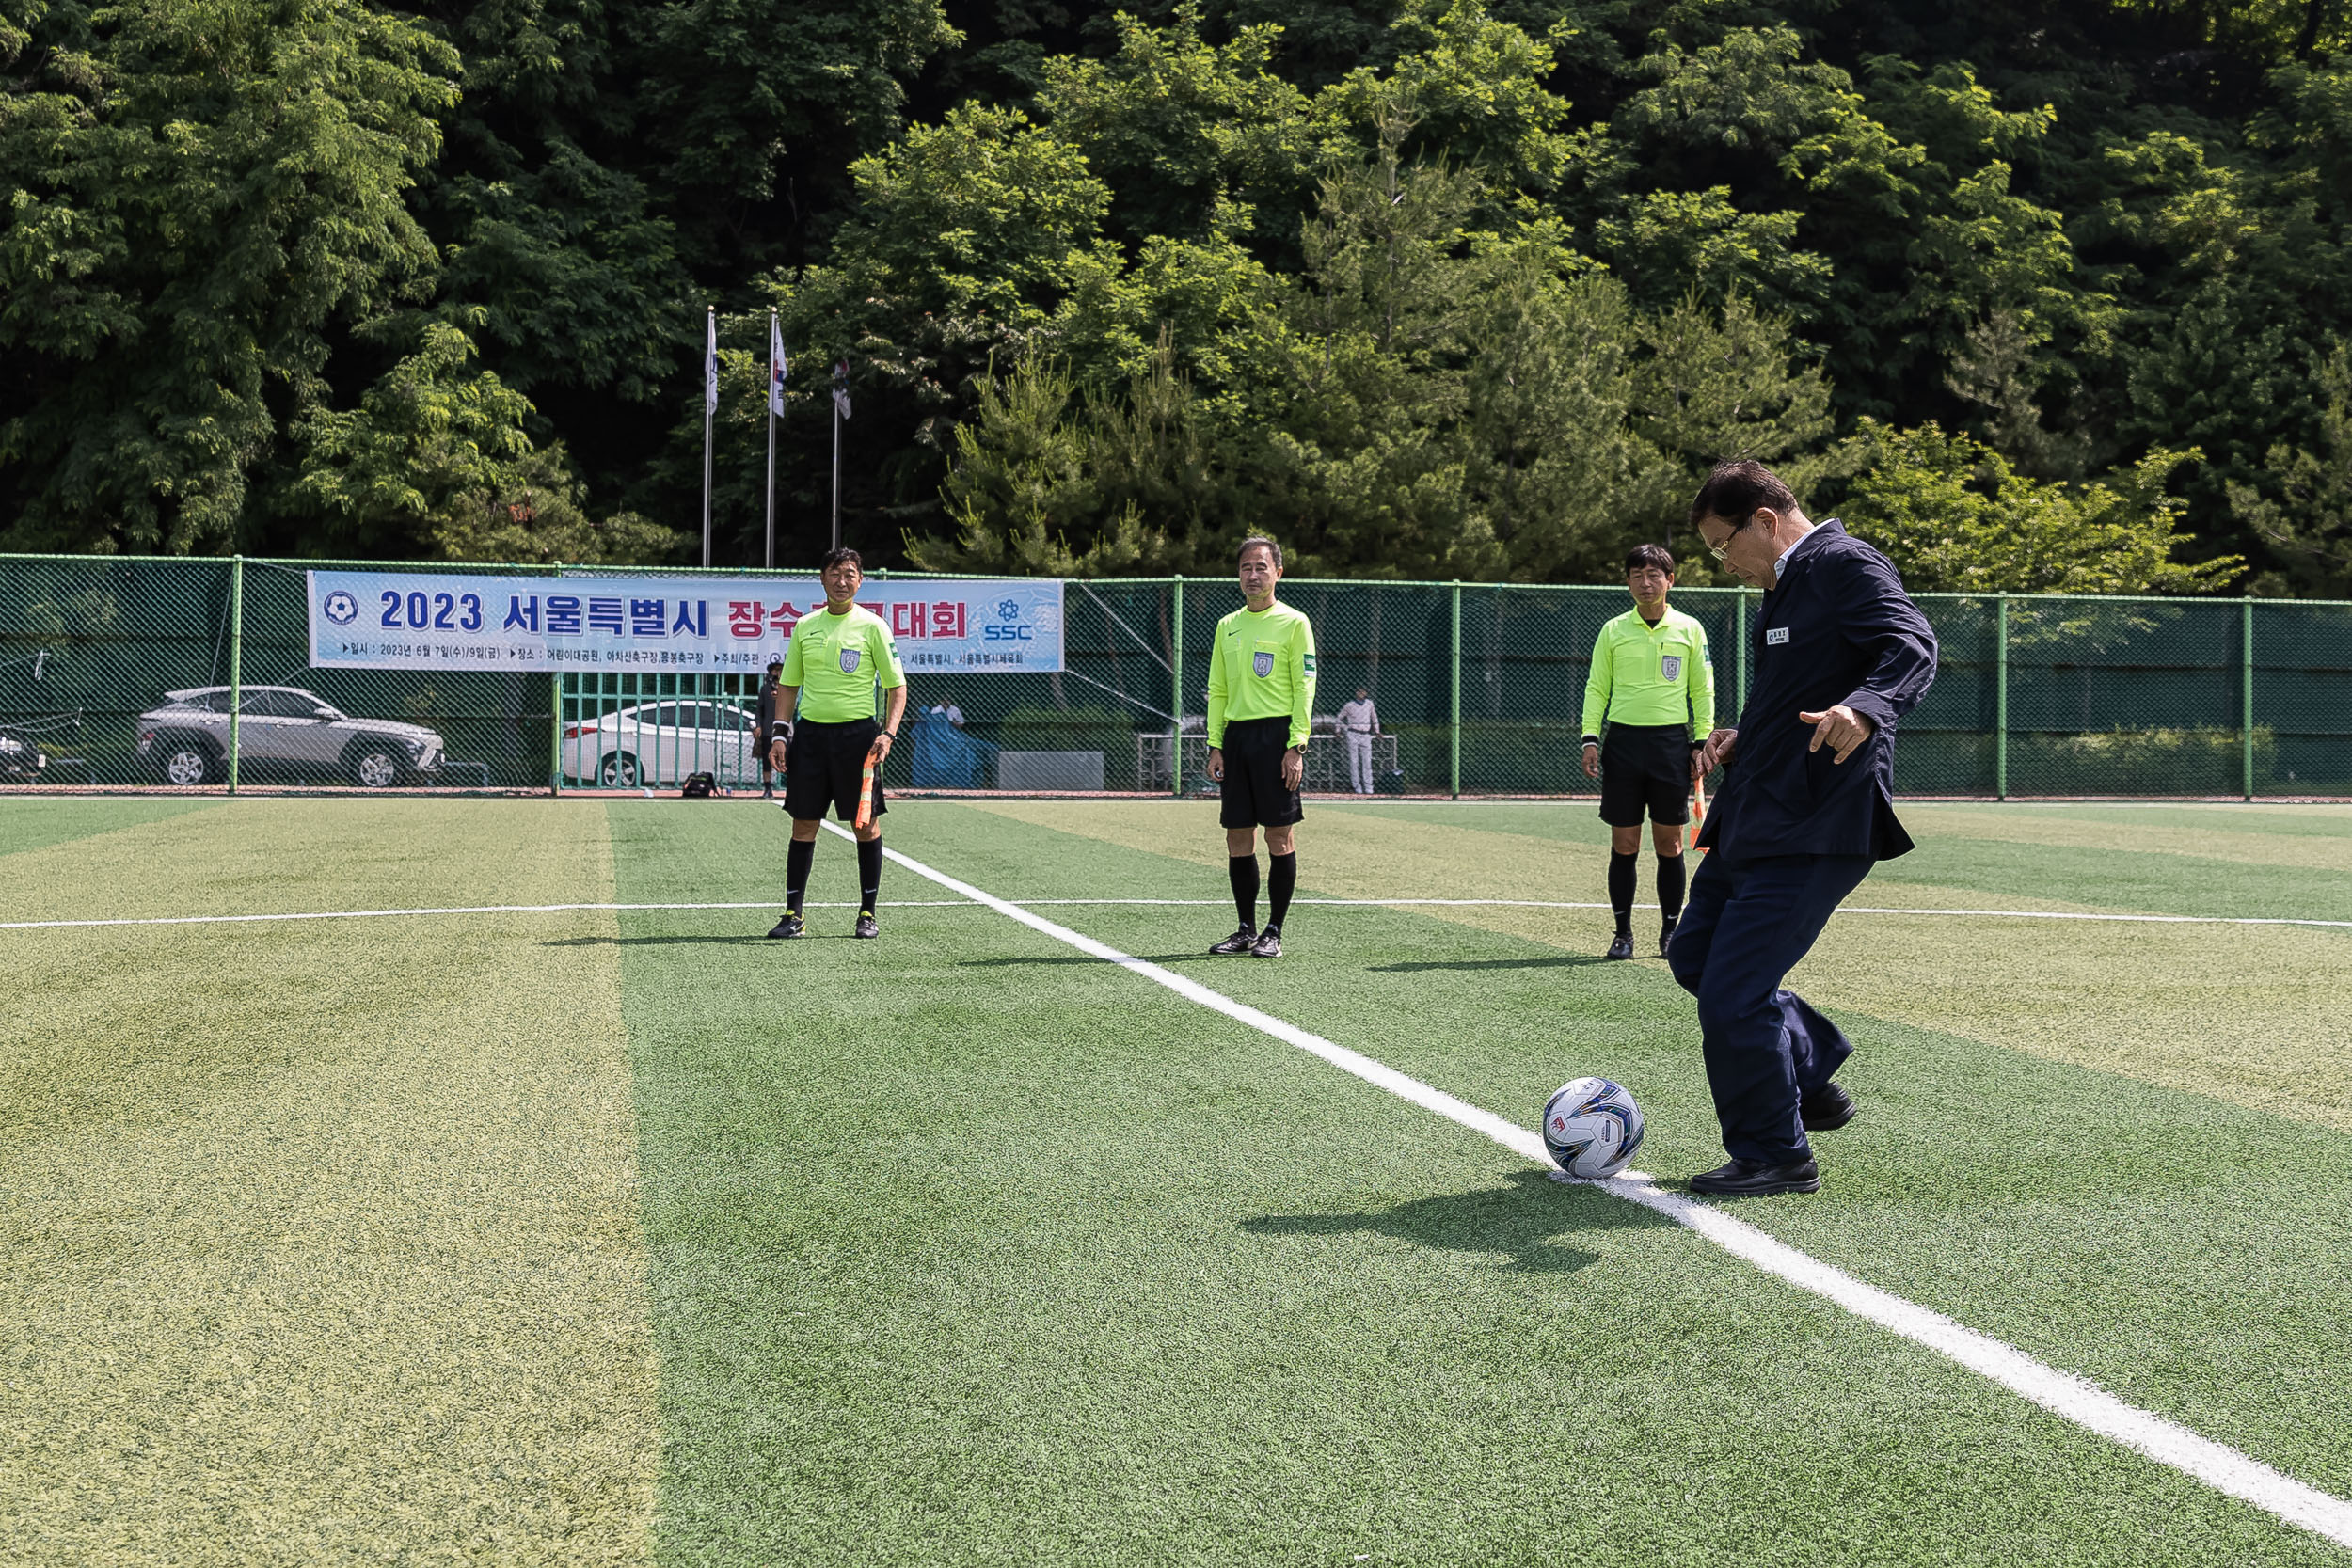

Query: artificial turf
[2,796,2347,1564]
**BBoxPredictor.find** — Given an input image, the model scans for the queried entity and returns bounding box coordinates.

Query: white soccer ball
[1542,1077,1645,1180]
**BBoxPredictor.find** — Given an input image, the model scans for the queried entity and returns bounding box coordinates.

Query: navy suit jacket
[1696,520,1938,863]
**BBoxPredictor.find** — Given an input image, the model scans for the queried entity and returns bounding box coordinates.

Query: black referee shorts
[1218,716,1304,830]
[1598,722,1693,828]
[784,717,885,823]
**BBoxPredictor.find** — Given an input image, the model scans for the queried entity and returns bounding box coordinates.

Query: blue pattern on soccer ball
[1541,1078,1645,1179]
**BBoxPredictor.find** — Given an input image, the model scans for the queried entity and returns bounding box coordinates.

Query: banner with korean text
[306,572,1066,673]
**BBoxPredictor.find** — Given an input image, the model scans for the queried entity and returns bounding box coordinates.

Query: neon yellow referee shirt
[781,604,905,722]
[1580,605,1713,743]
[1206,599,1316,749]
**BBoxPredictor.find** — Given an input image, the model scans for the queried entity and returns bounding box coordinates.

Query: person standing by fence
[1205,537,1316,959]
[1581,544,1715,960]
[1337,687,1380,795]
[755,657,783,800]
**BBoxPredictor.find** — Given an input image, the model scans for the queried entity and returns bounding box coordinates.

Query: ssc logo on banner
[1252,651,1275,678]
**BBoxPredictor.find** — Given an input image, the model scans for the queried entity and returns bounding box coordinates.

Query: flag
[704,309,718,417]
[832,360,851,420]
[769,314,788,417]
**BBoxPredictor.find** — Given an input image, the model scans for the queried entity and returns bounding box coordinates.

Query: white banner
[307,571,1065,673]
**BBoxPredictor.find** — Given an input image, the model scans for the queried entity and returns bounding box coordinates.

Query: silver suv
[137,686,445,787]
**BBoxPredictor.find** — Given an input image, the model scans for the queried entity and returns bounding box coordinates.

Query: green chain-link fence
[2,553,2346,797]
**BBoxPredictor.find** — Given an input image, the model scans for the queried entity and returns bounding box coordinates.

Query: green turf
[1322,800,2352,920]
[0,796,223,858]
[609,801,2352,1566]
[6,797,2351,1565]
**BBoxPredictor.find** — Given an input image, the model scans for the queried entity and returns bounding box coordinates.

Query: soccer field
[5,796,2351,1565]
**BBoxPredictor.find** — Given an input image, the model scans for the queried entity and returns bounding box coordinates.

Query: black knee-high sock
[786,837,814,914]
[1229,854,1261,932]
[1268,851,1296,930]
[1608,850,1637,935]
[1657,852,1686,925]
[857,836,883,915]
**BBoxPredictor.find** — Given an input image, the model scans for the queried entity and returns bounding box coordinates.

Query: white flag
[769,314,788,417]
[832,360,851,420]
[704,309,719,417]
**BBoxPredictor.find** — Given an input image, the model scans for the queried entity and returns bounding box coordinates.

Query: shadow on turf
[542,934,861,946]
[1371,954,1615,974]
[1242,1168,1668,1274]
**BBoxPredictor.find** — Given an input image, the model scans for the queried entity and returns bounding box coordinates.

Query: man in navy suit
[1671,460,1938,1196]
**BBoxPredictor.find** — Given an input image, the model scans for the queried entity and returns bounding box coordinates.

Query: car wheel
[350,745,405,789]
[155,735,216,786]
[598,752,640,788]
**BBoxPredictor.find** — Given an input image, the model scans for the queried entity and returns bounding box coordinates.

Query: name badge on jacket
[1765,627,1790,645]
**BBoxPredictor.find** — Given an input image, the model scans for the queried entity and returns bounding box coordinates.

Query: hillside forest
[8,0,2352,593]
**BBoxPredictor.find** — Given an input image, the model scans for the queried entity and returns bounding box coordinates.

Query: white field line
[1,897,2347,934]
[823,820,2352,1555]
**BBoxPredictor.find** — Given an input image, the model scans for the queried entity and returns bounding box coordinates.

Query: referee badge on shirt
[1661,654,1683,682]
[839,647,862,673]
[1252,651,1275,677]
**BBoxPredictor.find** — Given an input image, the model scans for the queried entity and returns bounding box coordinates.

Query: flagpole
[764,309,778,570]
[831,360,843,552]
[701,305,715,569]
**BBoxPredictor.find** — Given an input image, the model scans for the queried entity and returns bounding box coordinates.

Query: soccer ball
[1542,1077,1645,1179]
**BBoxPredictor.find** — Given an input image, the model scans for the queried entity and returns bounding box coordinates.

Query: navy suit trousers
[1666,851,1875,1164]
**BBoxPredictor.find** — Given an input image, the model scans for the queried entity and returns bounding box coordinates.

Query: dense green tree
[11,0,2352,585]
[0,0,461,552]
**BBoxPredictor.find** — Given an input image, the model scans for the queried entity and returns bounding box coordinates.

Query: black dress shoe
[1209,927,1258,955]
[1604,931,1635,960]
[1802,1082,1857,1131]
[1689,1156,1820,1196]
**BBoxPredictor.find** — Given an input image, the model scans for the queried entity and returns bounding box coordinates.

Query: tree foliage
[4,0,2350,585]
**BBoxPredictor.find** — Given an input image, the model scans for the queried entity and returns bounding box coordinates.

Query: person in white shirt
[1336,688,1380,794]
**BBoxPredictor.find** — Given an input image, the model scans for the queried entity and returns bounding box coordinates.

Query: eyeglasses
[1703,514,1761,561]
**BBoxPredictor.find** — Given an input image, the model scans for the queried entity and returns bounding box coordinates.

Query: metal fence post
[548,562,565,794]
[1169,575,1185,797]
[1734,589,1749,716]
[1995,594,2009,800]
[226,555,244,793]
[2243,595,2255,801]
[1449,581,1462,800]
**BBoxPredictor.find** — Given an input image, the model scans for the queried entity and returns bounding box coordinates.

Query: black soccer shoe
[1802,1082,1857,1132]
[853,912,880,940]
[1209,927,1258,955]
[1249,926,1283,958]
[1659,918,1677,958]
[1605,931,1635,960]
[767,912,804,940]
[1688,1156,1820,1197]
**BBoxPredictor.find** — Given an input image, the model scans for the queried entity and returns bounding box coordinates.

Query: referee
[766,547,908,941]
[1581,543,1714,960]
[1205,536,1316,958]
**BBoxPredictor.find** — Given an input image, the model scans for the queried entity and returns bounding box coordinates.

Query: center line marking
[824,821,2352,1554]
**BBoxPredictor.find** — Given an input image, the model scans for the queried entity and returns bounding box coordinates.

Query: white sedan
[562,700,761,787]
